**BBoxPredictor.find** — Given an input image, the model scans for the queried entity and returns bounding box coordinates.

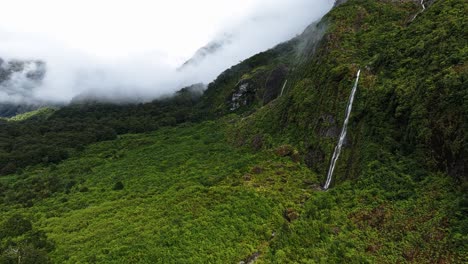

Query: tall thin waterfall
[411,0,426,21]
[323,69,361,190]
[280,80,288,97]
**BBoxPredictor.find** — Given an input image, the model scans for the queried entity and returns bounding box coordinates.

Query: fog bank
[0,0,334,104]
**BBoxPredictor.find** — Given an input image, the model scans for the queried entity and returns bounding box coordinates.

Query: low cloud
[0,0,333,104]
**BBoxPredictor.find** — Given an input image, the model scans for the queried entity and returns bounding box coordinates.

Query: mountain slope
[0,0,466,263]
[1,120,317,263]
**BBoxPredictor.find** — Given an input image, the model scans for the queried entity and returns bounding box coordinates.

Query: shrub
[112,181,124,191]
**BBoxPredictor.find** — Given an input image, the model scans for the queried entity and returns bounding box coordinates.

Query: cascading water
[323,69,361,190]
[411,0,426,21]
[280,79,288,97]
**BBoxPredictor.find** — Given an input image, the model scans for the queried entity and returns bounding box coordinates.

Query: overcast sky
[0,0,334,103]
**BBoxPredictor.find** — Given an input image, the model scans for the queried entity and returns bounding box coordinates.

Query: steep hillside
[0,0,466,263]
[210,0,466,183]
[1,120,318,263]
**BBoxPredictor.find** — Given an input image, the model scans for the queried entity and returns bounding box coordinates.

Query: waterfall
[411,0,426,21]
[280,79,288,97]
[323,69,361,190]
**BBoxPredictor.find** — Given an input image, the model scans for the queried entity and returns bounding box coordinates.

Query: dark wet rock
[317,114,339,138]
[239,251,260,264]
[262,65,288,104]
[366,244,380,253]
[275,145,295,157]
[291,151,301,163]
[275,145,301,163]
[303,179,314,185]
[251,166,263,174]
[319,114,335,124]
[303,180,323,191]
[304,147,325,171]
[251,134,264,151]
[321,126,340,138]
[230,80,257,111]
[311,184,323,191]
[284,208,299,222]
[332,227,341,235]
[243,174,252,181]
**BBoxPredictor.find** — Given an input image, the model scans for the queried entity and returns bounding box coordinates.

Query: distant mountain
[178,34,233,71]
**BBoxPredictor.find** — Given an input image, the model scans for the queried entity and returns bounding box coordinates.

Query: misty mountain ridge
[0,1,333,114]
[178,34,233,71]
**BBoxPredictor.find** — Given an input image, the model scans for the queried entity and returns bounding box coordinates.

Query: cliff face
[202,0,467,182]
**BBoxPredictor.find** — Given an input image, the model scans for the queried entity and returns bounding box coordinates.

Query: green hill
[8,108,57,122]
[0,0,466,263]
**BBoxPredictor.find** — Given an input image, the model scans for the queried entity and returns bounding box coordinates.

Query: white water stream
[411,0,426,21]
[280,79,288,97]
[323,69,361,190]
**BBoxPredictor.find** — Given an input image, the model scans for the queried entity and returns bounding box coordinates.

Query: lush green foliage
[1,0,466,263]
[8,108,56,122]
[0,214,54,263]
[1,120,317,263]
[0,88,203,175]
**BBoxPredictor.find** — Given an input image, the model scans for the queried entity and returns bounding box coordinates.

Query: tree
[113,181,124,191]
[0,214,32,238]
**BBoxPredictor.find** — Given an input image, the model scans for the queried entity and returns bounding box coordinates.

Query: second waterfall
[323,69,361,190]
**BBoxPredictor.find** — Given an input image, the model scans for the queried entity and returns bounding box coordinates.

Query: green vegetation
[0,120,318,263]
[0,214,54,263]
[0,87,203,176]
[0,0,466,263]
[8,107,56,122]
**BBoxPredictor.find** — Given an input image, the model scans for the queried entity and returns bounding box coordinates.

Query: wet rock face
[284,208,299,222]
[239,252,260,264]
[263,65,288,104]
[449,159,465,181]
[317,114,339,138]
[230,80,257,111]
[275,145,295,157]
[251,134,264,151]
[305,147,325,172]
